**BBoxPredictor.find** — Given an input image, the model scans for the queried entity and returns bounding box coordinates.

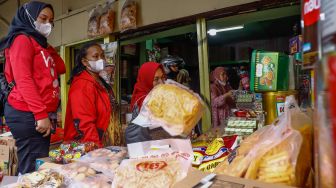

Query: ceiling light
[208,29,217,36]
[207,25,244,36]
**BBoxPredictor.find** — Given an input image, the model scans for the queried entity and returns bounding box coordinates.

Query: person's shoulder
[11,34,32,46]
[70,74,96,92]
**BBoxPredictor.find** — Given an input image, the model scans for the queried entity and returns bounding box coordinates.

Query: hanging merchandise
[99,2,116,35]
[101,42,118,85]
[120,0,137,32]
[87,5,103,37]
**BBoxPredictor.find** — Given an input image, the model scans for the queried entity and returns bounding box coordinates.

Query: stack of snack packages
[214,96,312,187]
[192,134,239,173]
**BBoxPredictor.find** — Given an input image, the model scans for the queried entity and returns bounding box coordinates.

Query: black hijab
[0,1,54,50]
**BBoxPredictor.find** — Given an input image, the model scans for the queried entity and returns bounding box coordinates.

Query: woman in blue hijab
[0,1,66,174]
[0,1,54,50]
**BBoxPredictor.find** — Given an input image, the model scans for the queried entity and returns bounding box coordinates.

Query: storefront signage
[303,0,320,69]
[303,0,321,26]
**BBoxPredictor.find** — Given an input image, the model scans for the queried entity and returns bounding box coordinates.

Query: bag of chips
[87,5,103,37]
[99,2,115,35]
[215,96,312,187]
[120,0,137,32]
[132,80,205,136]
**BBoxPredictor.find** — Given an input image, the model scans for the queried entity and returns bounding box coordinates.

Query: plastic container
[262,91,298,125]
[250,50,289,92]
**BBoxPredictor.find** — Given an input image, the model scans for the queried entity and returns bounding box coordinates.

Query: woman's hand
[36,118,51,137]
[225,90,234,99]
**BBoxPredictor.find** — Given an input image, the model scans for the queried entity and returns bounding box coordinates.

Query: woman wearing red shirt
[64,42,120,147]
[0,1,66,174]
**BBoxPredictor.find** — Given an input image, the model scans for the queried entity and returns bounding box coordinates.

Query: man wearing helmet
[160,55,185,80]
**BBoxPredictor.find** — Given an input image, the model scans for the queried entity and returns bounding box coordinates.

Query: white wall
[0,0,258,47]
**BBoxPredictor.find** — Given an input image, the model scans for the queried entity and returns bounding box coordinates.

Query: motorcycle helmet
[160,55,185,75]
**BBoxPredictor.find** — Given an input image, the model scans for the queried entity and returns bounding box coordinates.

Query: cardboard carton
[174,168,296,188]
[0,135,17,176]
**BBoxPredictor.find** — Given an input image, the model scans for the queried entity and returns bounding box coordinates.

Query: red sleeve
[47,46,66,74]
[9,35,48,120]
[69,82,100,144]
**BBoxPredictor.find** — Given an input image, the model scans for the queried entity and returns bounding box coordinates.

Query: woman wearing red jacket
[0,1,66,174]
[64,42,120,147]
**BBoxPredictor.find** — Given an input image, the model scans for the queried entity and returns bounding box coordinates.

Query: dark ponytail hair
[68,42,101,84]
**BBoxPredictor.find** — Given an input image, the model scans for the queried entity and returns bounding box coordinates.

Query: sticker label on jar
[276,102,285,116]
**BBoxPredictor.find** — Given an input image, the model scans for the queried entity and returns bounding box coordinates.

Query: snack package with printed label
[116,139,193,188]
[198,135,239,172]
[132,80,205,136]
[112,158,186,188]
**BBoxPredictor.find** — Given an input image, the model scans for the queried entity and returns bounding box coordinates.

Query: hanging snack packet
[99,2,115,35]
[120,0,137,32]
[87,5,103,37]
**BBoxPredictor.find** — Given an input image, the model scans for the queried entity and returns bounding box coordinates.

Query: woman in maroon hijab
[210,67,235,127]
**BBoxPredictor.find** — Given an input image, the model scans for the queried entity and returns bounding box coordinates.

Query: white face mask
[217,79,227,86]
[88,59,105,73]
[34,21,52,37]
[25,7,52,37]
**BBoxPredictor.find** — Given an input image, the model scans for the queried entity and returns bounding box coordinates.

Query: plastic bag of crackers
[112,139,193,188]
[215,96,312,187]
[132,80,205,137]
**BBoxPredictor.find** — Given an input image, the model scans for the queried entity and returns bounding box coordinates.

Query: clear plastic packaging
[99,2,115,35]
[17,169,64,188]
[87,5,103,37]
[112,158,187,188]
[120,0,137,32]
[77,146,128,179]
[215,96,312,187]
[132,80,205,136]
[79,146,127,162]
[53,162,112,187]
[113,139,193,188]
